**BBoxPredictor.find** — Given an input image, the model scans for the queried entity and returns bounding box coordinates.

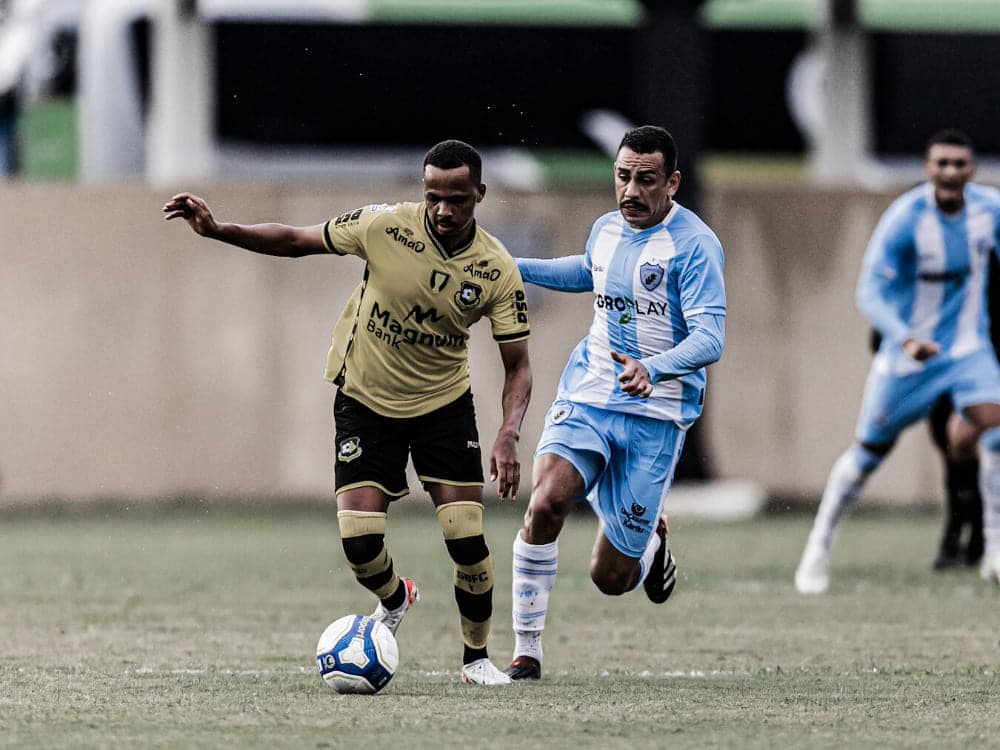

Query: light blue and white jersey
[553,203,726,424]
[859,182,1000,375]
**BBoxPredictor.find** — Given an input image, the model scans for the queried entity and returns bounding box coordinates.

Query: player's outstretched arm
[163,192,327,258]
[490,340,532,502]
[515,255,592,292]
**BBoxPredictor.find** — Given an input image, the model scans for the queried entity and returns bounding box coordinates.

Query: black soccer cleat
[963,531,985,567]
[504,655,541,681]
[643,515,677,604]
[932,518,963,571]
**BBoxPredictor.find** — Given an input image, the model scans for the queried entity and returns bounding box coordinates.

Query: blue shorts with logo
[535,399,687,558]
[857,347,1000,445]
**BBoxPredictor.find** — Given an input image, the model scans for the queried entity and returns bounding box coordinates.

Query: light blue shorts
[856,347,1000,445]
[534,399,687,558]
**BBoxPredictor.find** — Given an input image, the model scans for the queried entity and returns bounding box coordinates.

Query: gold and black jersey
[321,201,530,419]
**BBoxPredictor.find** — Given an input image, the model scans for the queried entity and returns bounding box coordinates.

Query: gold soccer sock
[337,510,403,606]
[437,502,494,663]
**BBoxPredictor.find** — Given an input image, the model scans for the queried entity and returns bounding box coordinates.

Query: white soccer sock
[513,631,543,663]
[978,445,1000,555]
[806,443,881,552]
[511,530,558,662]
[635,530,663,589]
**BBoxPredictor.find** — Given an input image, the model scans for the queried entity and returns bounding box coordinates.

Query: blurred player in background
[872,322,997,571]
[924,257,1000,569]
[504,126,726,680]
[796,129,1000,594]
[163,139,532,686]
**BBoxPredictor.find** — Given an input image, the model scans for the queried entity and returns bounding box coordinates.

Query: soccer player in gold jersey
[163,140,532,685]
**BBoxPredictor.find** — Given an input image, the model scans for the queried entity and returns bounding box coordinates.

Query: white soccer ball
[315,615,399,694]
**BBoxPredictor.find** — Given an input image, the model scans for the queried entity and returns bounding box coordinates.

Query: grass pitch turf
[1,504,998,749]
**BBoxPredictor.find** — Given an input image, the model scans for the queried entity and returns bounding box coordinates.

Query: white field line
[127,666,751,679]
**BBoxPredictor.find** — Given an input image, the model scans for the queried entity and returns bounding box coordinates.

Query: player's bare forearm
[491,341,532,501]
[497,360,531,443]
[163,192,326,257]
[209,221,327,258]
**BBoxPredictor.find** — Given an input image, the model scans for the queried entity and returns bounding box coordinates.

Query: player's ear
[923,154,935,179]
[668,170,681,198]
[477,183,486,203]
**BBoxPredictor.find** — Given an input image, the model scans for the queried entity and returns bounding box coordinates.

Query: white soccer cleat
[370,577,419,635]
[980,552,1000,584]
[794,544,830,595]
[461,658,513,686]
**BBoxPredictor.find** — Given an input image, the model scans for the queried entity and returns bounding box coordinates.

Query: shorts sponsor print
[535,399,686,557]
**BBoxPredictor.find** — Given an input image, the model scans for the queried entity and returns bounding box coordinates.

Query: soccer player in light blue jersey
[796,129,1000,594]
[505,126,726,680]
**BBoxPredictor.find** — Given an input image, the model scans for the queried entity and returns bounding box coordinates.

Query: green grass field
[1,505,998,749]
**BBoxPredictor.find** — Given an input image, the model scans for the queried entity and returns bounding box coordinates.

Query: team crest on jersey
[455,281,483,309]
[640,262,665,291]
[549,403,573,424]
[337,437,363,463]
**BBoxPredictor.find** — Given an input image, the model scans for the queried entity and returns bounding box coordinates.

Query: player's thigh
[855,363,945,445]
[950,349,1000,430]
[594,416,686,559]
[333,389,411,499]
[524,452,589,527]
[409,390,485,490]
[532,400,613,494]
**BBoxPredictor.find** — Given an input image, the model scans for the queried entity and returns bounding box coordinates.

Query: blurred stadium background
[5,0,1000,513]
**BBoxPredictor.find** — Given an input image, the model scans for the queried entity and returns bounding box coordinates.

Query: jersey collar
[623,200,681,235]
[423,210,478,260]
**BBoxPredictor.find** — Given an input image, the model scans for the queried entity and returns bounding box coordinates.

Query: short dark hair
[926,128,974,154]
[423,139,483,183]
[618,126,678,173]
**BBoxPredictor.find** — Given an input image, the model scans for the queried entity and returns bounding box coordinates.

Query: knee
[524,498,564,531]
[947,437,978,462]
[445,535,489,565]
[946,415,979,460]
[341,533,383,565]
[589,563,633,597]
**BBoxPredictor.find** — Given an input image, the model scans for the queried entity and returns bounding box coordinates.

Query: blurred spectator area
[3,0,1000,183]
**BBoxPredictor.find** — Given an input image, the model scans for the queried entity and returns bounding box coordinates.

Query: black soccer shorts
[333,389,484,497]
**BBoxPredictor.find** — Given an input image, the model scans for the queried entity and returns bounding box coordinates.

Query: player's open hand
[163,193,219,237]
[611,350,653,397]
[489,432,521,502]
